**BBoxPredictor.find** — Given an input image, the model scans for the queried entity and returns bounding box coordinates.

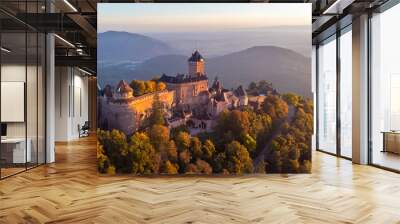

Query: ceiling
[0,0,393,75]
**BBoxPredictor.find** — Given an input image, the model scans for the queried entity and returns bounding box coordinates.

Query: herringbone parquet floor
[1,136,400,224]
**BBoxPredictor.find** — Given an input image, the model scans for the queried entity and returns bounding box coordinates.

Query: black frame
[0,0,48,180]
[367,1,400,173]
[315,23,353,161]
[315,0,400,173]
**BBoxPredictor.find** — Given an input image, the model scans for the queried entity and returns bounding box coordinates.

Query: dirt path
[253,105,296,169]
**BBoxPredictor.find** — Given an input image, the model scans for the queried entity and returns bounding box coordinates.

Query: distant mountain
[207,46,311,97]
[99,46,311,97]
[98,31,178,62]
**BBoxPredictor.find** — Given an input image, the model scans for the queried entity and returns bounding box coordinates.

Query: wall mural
[97,3,313,175]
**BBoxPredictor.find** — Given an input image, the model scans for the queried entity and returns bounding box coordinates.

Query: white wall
[55,67,89,141]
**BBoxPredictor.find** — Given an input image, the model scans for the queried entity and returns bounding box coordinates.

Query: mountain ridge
[98,45,311,97]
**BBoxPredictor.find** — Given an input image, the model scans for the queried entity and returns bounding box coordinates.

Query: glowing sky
[98,3,311,33]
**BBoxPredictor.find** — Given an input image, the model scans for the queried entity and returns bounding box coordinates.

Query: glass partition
[0,2,46,179]
[1,31,28,177]
[317,35,337,154]
[370,3,400,171]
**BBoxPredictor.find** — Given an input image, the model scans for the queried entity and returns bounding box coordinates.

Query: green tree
[148,124,170,152]
[148,94,165,126]
[130,80,146,96]
[242,134,257,155]
[265,138,283,173]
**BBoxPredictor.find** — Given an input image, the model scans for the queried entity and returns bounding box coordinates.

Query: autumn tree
[145,80,157,93]
[162,160,179,174]
[175,131,191,152]
[129,132,159,174]
[97,141,109,173]
[166,140,178,162]
[178,149,191,173]
[97,129,128,173]
[261,95,289,120]
[157,82,167,91]
[225,141,253,174]
[215,110,250,143]
[195,159,212,174]
[282,93,300,106]
[202,139,216,162]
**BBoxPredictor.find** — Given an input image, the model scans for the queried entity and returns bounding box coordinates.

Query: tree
[130,80,146,96]
[282,93,300,106]
[178,149,191,173]
[129,132,158,174]
[170,125,190,139]
[145,80,157,93]
[300,160,311,173]
[162,160,179,174]
[195,159,212,174]
[215,110,250,142]
[175,131,191,152]
[157,82,167,91]
[97,129,128,173]
[166,140,178,162]
[97,141,109,173]
[255,160,266,174]
[225,141,253,174]
[190,137,202,160]
[107,165,116,175]
[148,124,170,152]
[202,139,216,161]
[261,95,289,120]
[147,94,165,126]
[242,134,257,155]
[265,138,282,173]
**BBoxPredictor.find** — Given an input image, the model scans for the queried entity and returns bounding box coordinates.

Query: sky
[98,3,311,33]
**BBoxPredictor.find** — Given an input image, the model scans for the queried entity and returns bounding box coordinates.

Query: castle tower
[188,50,205,77]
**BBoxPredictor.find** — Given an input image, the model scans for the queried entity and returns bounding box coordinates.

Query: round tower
[188,50,205,77]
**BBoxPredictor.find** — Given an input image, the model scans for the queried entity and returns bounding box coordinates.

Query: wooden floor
[1,136,400,224]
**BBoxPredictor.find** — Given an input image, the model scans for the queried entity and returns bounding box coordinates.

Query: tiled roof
[188,50,204,62]
[159,74,208,84]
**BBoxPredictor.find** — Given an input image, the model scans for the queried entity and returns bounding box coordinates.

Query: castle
[159,50,209,106]
[99,50,249,135]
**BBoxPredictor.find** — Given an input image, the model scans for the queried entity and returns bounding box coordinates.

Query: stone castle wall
[167,80,208,105]
[99,90,175,135]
